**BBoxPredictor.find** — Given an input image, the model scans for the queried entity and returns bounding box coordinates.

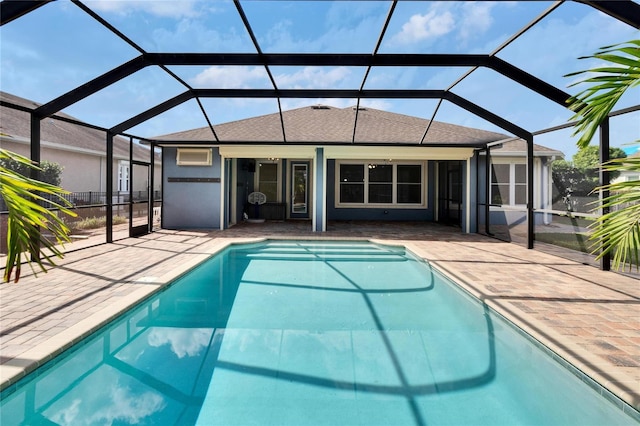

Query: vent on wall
[176,148,212,166]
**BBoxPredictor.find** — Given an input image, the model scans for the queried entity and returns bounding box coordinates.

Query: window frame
[335,160,426,208]
[255,159,281,203]
[118,160,130,193]
[490,161,528,207]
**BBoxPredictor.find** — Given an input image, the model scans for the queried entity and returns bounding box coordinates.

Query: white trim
[311,149,318,232]
[176,148,212,166]
[486,150,564,158]
[230,158,237,226]
[325,145,474,160]
[220,154,226,230]
[335,160,426,208]
[321,153,327,232]
[220,145,315,159]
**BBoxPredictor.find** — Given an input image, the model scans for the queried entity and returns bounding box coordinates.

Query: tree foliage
[566,40,640,149]
[0,157,63,187]
[552,147,626,197]
[565,40,640,271]
[572,145,626,178]
[0,149,76,283]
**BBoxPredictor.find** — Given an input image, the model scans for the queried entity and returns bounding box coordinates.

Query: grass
[535,232,593,253]
[72,215,127,231]
[550,214,594,228]
[536,230,634,270]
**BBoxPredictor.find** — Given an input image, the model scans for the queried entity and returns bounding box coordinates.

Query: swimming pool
[0,240,637,425]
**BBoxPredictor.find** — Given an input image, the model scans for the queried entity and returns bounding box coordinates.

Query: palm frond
[1,148,77,283]
[565,40,640,149]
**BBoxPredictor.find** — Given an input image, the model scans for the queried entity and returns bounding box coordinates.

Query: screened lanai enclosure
[1,0,639,271]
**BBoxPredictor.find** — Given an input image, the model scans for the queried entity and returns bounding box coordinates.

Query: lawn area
[549,214,594,228]
[535,232,593,253]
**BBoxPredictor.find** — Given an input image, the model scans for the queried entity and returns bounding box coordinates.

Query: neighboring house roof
[489,139,564,158]
[154,105,511,146]
[1,91,159,163]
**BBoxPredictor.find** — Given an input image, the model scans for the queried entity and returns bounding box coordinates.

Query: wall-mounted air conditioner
[176,148,212,166]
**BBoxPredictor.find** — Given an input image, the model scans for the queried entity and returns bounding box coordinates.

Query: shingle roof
[490,139,564,158]
[1,91,156,162]
[154,105,511,146]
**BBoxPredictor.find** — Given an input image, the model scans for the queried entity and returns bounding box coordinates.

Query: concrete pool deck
[0,222,638,417]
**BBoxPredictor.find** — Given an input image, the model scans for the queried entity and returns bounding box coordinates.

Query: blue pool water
[1,241,636,425]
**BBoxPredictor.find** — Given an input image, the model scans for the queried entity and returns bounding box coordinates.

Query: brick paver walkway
[1,222,638,418]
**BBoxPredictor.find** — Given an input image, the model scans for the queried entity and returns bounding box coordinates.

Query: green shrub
[72,215,127,230]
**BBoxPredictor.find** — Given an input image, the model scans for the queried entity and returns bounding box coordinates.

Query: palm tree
[565,40,640,270]
[0,149,76,282]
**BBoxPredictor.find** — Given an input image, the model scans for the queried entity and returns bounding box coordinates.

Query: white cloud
[459,2,496,42]
[90,0,202,18]
[190,66,271,89]
[148,327,213,358]
[392,10,455,44]
[275,66,352,89]
[47,381,166,426]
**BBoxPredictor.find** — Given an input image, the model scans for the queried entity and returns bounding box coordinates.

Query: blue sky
[1,0,638,159]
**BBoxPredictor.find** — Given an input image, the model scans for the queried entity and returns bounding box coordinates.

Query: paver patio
[0,222,638,418]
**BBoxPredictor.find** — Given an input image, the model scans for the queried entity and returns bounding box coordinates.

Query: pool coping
[422,256,640,422]
[0,237,261,394]
[1,234,638,421]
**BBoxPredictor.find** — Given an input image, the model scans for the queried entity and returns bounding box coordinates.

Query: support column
[30,114,42,261]
[149,143,155,232]
[106,132,113,243]
[485,148,491,236]
[220,153,226,230]
[599,118,611,271]
[465,157,473,233]
[30,114,41,180]
[526,133,534,249]
[313,148,325,232]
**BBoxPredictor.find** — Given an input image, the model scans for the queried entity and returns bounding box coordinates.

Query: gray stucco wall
[162,147,221,229]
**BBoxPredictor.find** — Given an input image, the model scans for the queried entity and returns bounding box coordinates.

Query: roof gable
[1,91,157,162]
[155,105,510,146]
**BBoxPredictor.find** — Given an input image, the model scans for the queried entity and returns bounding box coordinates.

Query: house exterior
[154,105,562,233]
[0,92,162,202]
[611,150,640,184]
[484,139,563,227]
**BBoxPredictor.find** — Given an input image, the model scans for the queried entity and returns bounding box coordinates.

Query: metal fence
[0,190,162,212]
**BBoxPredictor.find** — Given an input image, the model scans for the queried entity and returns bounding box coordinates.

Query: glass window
[340,164,364,203]
[514,164,527,205]
[337,162,423,207]
[118,161,130,192]
[341,184,365,203]
[258,162,278,202]
[491,163,527,206]
[397,165,422,204]
[340,164,364,183]
[368,165,392,204]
